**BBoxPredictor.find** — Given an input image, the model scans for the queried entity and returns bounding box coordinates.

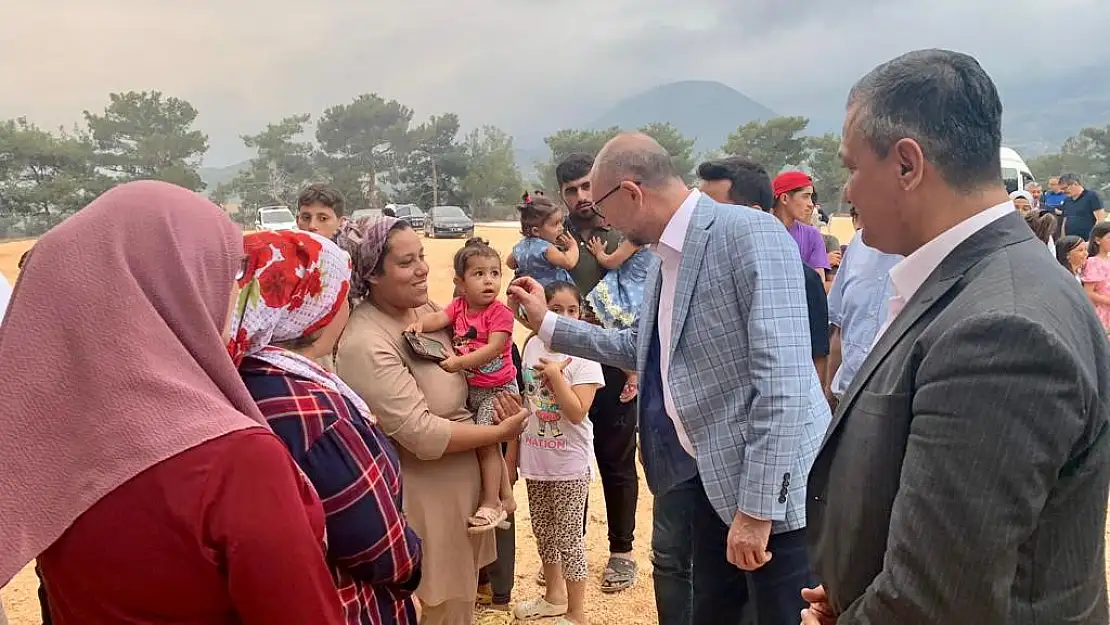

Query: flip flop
[512,597,568,621]
[467,507,508,534]
[600,556,637,593]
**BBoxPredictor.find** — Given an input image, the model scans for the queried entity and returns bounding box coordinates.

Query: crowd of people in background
[1,47,1109,625]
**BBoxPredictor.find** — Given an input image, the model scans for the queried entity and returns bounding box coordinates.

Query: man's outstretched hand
[507,277,549,332]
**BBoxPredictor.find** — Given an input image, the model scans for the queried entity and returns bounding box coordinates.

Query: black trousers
[589,365,639,554]
[652,476,814,625]
[478,512,517,604]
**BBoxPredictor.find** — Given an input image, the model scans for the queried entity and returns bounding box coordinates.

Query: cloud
[2,0,1107,164]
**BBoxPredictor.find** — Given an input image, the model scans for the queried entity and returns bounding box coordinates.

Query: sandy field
[2,217,1108,624]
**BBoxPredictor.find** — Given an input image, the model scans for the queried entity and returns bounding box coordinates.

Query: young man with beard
[548,153,639,594]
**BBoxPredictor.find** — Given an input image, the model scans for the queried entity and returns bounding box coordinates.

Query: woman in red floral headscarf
[230,229,423,625]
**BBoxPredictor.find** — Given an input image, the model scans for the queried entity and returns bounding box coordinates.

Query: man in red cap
[772,172,831,282]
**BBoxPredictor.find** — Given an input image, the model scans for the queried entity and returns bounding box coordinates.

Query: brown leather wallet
[403,331,450,362]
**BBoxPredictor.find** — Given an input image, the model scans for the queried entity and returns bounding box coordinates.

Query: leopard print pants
[525,478,590,582]
[469,380,520,426]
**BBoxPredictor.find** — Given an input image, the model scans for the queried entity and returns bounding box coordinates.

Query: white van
[1001,147,1035,194]
[256,206,297,231]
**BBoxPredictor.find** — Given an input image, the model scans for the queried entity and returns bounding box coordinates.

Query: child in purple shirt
[772,171,832,281]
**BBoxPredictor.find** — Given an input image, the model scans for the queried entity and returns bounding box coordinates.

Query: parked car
[349,208,384,222]
[256,206,297,231]
[394,204,425,228]
[424,205,474,239]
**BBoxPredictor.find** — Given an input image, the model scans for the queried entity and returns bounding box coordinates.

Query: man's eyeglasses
[590,180,642,217]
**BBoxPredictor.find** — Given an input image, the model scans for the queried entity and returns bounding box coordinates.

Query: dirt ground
[2,219,1109,624]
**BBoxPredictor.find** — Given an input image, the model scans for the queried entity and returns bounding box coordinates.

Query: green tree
[83,91,209,190]
[535,127,621,193]
[315,94,413,210]
[1028,125,1110,190]
[0,118,109,236]
[1028,153,1102,185]
[461,126,523,219]
[640,122,697,182]
[209,181,233,207]
[806,133,848,210]
[231,114,316,210]
[722,116,810,176]
[392,113,467,208]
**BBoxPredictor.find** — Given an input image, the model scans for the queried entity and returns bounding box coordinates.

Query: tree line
[7,87,1110,238]
[0,90,856,237]
[0,91,529,235]
[1027,127,1110,191]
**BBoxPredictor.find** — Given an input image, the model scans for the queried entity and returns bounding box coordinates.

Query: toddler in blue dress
[583,236,651,402]
[508,195,579,287]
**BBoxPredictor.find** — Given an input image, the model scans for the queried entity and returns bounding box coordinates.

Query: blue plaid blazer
[550,195,831,533]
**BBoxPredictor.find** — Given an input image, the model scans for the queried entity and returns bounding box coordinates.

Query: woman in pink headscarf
[230,230,422,625]
[0,181,343,625]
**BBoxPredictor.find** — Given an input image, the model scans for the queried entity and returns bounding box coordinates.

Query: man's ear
[893,138,926,191]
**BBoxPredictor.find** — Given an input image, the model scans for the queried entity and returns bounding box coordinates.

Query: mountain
[587,80,779,152]
[997,63,1110,156]
[199,160,249,189]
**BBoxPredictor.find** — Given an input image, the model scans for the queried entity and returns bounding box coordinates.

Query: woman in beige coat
[336,216,525,625]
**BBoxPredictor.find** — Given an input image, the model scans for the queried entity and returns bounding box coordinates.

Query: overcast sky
[4,0,1108,165]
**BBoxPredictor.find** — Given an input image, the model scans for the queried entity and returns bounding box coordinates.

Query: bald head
[589,132,691,246]
[594,132,680,189]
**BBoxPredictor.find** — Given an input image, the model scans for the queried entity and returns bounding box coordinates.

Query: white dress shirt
[541,189,702,456]
[874,200,1015,343]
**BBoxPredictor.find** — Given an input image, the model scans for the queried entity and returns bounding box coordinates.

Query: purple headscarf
[337,215,402,300]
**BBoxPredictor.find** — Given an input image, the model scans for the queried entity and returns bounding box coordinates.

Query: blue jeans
[651,476,814,625]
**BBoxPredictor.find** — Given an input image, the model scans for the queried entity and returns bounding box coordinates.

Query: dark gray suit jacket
[808,211,1110,624]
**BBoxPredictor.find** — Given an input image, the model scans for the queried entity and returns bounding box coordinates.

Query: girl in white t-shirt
[511,281,605,625]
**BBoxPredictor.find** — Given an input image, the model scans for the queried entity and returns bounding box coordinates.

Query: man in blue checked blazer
[510,132,831,625]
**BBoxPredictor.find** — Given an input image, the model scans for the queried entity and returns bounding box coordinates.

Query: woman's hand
[586,236,606,258]
[492,392,527,440]
[534,357,571,382]
[827,250,842,267]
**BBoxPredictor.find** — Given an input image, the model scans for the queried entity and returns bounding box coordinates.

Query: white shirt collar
[888,200,1014,303]
[657,189,701,255]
